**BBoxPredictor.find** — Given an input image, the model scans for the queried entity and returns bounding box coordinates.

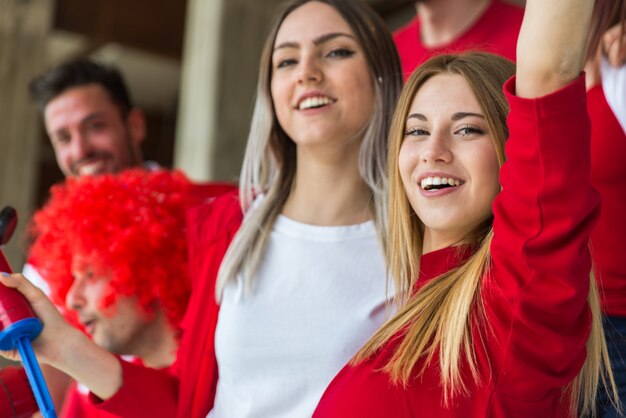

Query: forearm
[42,326,122,400]
[516,0,594,97]
[0,273,122,401]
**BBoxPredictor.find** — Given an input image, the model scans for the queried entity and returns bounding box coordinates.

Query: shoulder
[190,181,237,201]
[393,15,419,47]
[490,0,524,22]
[187,189,242,248]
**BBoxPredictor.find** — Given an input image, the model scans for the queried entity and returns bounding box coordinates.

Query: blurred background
[0,0,525,268]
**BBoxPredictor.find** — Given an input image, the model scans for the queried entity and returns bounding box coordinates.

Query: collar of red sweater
[415,245,474,290]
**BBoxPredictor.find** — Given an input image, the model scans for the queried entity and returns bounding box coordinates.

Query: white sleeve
[22,262,51,296]
[601,56,626,133]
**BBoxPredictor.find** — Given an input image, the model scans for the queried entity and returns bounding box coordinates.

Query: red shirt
[394,0,523,79]
[63,382,118,418]
[313,76,599,418]
[587,85,626,316]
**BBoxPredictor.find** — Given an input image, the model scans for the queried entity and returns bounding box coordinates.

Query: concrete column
[0,0,53,268]
[174,0,284,182]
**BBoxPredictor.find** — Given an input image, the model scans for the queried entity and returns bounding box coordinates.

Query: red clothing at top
[63,382,119,418]
[587,85,626,316]
[91,191,243,418]
[394,0,523,79]
[313,76,599,417]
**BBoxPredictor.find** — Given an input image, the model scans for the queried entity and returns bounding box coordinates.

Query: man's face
[44,83,145,177]
[66,263,153,356]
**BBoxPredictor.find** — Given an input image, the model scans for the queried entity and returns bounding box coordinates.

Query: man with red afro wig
[26,169,204,418]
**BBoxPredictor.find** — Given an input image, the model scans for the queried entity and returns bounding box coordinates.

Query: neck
[416,0,492,47]
[134,310,178,369]
[422,227,462,254]
[282,143,373,226]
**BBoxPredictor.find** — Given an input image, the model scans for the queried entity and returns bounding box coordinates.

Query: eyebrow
[406,112,485,122]
[273,32,356,51]
[451,112,484,121]
[81,112,107,125]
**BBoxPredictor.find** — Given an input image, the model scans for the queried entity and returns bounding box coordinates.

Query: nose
[421,131,453,164]
[297,56,322,84]
[68,132,91,161]
[65,277,86,312]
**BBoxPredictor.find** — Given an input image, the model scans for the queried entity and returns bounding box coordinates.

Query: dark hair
[29,58,133,117]
[588,0,626,59]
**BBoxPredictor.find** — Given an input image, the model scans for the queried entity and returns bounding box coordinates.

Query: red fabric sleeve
[587,85,626,316]
[89,359,178,417]
[486,74,600,405]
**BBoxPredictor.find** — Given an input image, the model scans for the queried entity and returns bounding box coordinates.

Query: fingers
[0,273,65,335]
[602,24,626,67]
[585,48,603,88]
[0,272,46,305]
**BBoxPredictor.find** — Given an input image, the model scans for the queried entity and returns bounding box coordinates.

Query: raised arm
[516,0,595,98]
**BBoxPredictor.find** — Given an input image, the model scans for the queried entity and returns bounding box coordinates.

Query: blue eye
[327,48,355,58]
[454,126,485,137]
[456,126,484,136]
[404,128,429,137]
[276,58,297,69]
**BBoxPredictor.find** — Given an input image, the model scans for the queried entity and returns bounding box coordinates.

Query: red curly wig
[28,169,206,329]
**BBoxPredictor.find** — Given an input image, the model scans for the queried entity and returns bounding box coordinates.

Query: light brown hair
[354,52,613,416]
[216,0,402,296]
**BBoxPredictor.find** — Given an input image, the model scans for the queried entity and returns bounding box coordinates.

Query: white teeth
[420,176,462,189]
[298,96,333,110]
[78,161,105,176]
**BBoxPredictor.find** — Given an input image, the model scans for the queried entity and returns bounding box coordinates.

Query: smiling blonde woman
[313,0,618,417]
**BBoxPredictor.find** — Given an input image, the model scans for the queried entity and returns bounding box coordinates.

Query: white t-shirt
[209,215,392,418]
[601,56,626,133]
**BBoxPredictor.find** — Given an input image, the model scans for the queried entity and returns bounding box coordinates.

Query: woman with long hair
[585,1,626,416]
[313,0,617,417]
[0,1,402,417]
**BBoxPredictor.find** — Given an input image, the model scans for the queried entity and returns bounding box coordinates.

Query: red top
[313,75,599,418]
[92,190,242,418]
[63,382,118,418]
[587,85,626,316]
[63,359,172,418]
[393,0,523,79]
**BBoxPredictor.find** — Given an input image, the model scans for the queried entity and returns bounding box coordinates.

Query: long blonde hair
[353,52,614,416]
[215,0,402,297]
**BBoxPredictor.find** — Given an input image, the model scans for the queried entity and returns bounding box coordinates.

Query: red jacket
[587,85,626,316]
[393,0,523,79]
[313,76,600,417]
[93,190,242,418]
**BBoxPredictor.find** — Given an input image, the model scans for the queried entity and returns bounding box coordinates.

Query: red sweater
[587,85,626,316]
[394,0,523,79]
[64,382,119,418]
[313,76,599,417]
[92,190,242,418]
